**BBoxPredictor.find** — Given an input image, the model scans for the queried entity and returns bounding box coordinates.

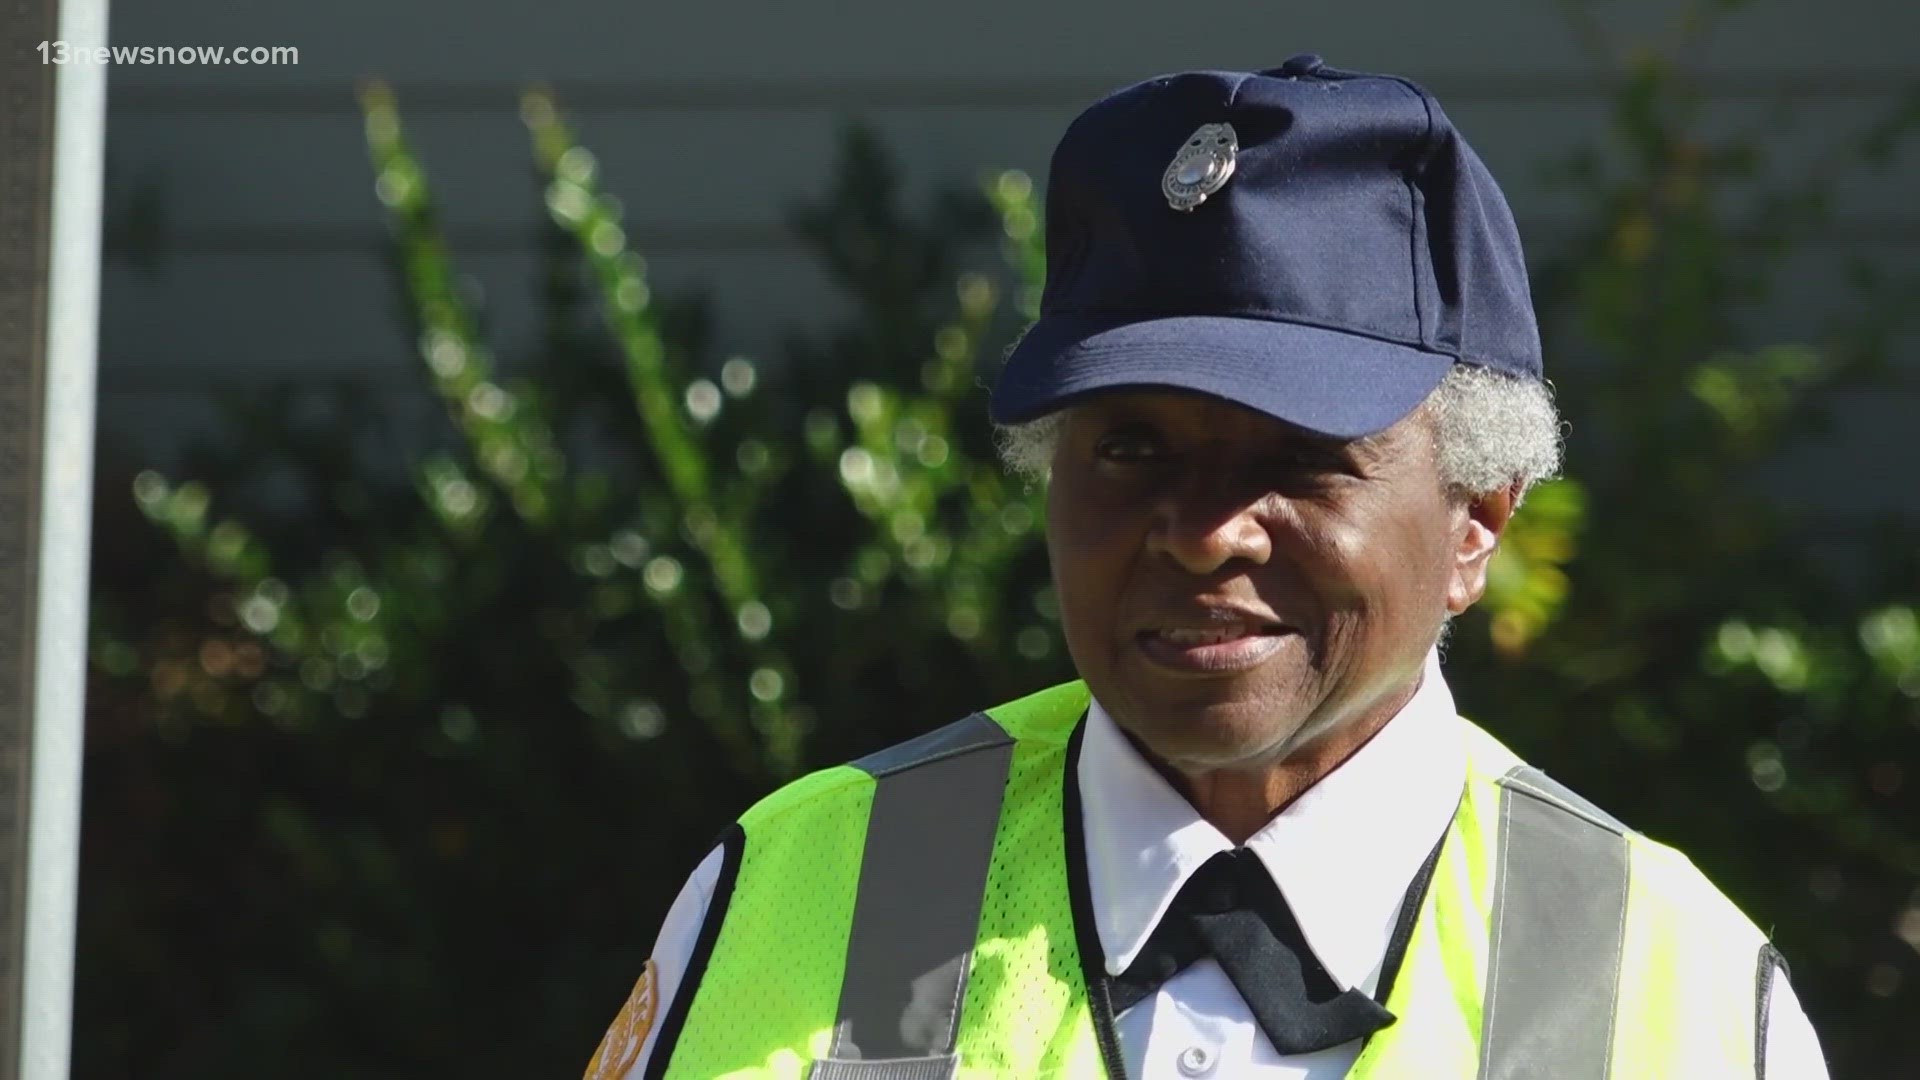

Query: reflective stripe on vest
[1479,765,1632,1079]
[809,712,1016,1080]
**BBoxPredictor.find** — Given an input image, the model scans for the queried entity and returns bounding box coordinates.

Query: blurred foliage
[78,2,1919,1077]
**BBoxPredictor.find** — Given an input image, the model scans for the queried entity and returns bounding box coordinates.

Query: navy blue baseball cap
[989,54,1542,439]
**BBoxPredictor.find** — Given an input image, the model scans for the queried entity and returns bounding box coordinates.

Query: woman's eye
[1093,431,1166,461]
[1273,449,1341,469]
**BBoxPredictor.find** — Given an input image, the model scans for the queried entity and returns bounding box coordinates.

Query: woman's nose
[1141,472,1273,575]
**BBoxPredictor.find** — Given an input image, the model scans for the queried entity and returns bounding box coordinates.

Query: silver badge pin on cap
[1162,122,1238,211]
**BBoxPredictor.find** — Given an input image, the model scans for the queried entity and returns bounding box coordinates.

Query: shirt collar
[1077,648,1467,993]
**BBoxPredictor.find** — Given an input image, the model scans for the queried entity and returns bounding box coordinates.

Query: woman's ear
[1446,479,1522,614]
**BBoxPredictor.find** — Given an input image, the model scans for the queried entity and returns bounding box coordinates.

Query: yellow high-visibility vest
[649,682,1782,1079]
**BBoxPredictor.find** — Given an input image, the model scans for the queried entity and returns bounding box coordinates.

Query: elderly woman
[587,57,1826,1079]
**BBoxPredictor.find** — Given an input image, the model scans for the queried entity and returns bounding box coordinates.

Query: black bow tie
[1108,848,1397,1056]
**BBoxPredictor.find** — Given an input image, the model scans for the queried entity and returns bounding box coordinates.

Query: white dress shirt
[617,651,1829,1077]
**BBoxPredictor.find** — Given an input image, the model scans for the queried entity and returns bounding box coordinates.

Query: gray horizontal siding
[91,0,1920,477]
[104,92,1919,234]
[102,71,1920,114]
[99,0,1920,82]
[96,247,849,385]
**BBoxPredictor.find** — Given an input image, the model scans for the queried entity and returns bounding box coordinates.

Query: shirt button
[1176,1045,1216,1077]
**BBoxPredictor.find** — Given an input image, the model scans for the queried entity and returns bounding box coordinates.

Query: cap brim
[988,314,1454,440]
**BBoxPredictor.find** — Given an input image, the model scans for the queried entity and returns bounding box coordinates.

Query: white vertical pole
[15,0,107,1077]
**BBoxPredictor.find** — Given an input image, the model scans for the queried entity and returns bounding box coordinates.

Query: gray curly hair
[992,364,1564,502]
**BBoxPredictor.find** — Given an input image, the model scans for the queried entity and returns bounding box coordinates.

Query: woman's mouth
[1135,624,1293,674]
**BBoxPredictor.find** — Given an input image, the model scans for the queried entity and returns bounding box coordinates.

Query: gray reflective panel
[1499,765,1629,835]
[1478,767,1631,1080]
[826,712,1015,1067]
[851,711,1014,779]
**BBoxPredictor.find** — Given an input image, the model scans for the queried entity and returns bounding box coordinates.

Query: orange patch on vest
[585,959,659,1080]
